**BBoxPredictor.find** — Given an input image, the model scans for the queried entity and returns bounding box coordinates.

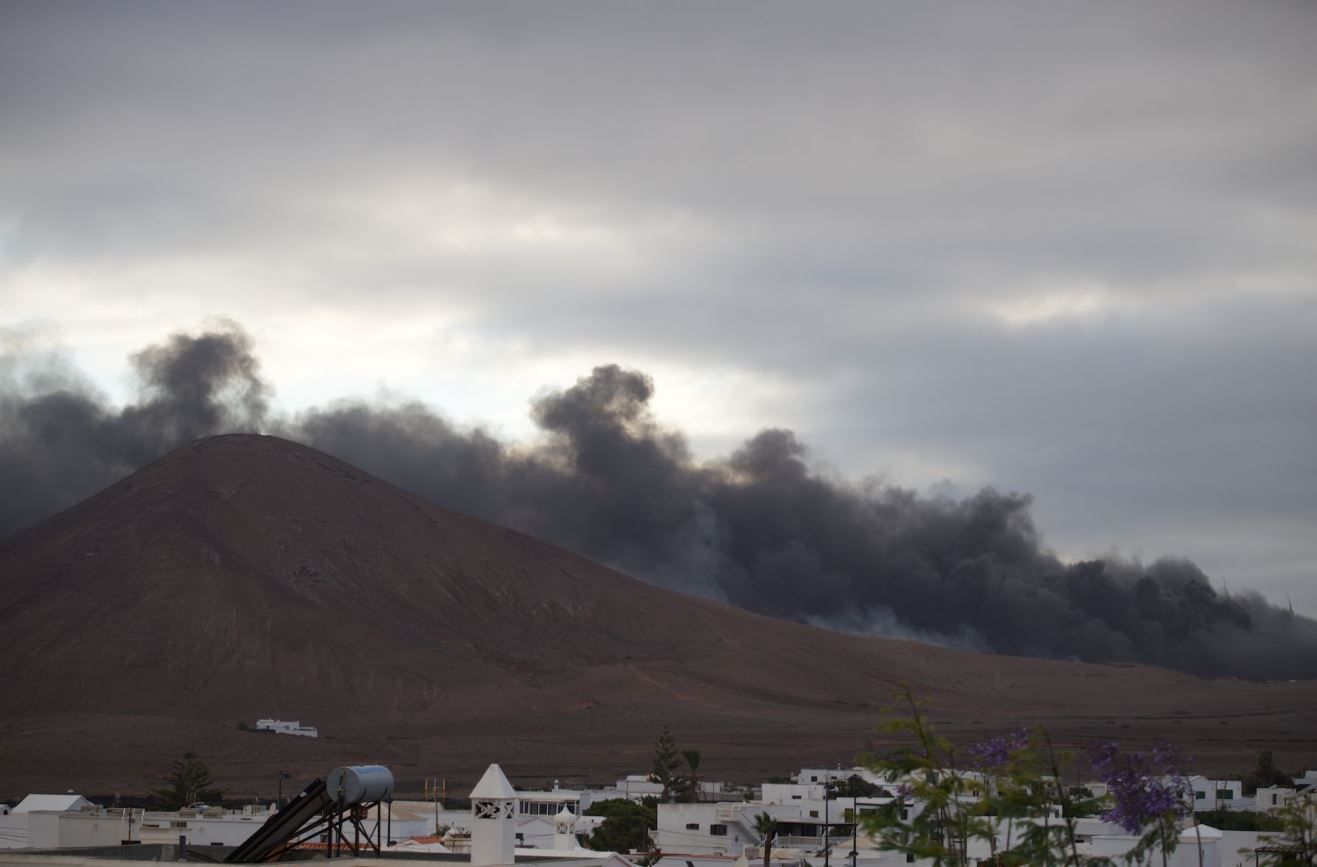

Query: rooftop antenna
[1287,592,1295,615]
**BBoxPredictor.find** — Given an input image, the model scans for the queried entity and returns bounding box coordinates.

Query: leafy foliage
[1088,741,1196,866]
[859,686,983,865]
[1195,810,1285,832]
[585,798,657,853]
[860,688,1317,866]
[862,686,1109,866]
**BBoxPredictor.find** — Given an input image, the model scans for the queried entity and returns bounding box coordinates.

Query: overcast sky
[3,1,1315,614]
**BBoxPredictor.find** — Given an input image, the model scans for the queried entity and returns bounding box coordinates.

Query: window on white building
[710,825,728,836]
[520,801,574,816]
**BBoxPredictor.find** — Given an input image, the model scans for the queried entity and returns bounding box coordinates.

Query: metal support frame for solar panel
[224,780,383,862]
[259,796,386,861]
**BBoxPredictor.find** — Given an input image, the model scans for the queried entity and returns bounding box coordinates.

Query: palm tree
[681,750,702,803]
[753,812,777,867]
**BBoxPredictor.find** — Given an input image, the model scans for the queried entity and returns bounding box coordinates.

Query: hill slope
[1,434,1314,795]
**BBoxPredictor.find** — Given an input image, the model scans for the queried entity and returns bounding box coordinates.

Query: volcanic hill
[1,434,1314,797]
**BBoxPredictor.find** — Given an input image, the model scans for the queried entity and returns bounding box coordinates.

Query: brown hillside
[1,434,1314,797]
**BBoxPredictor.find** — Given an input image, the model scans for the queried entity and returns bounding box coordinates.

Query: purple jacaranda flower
[968,729,1031,769]
[1089,741,1188,835]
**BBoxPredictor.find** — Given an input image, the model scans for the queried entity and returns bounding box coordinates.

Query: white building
[1252,786,1298,814]
[795,767,884,787]
[584,776,732,805]
[0,796,130,850]
[1185,776,1251,812]
[254,718,319,737]
[657,797,866,857]
[136,803,275,847]
[762,783,829,803]
[611,776,663,800]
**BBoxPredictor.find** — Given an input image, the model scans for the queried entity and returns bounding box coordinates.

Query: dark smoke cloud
[0,321,267,536]
[3,324,1315,680]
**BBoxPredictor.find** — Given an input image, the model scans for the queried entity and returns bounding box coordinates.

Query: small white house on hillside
[254,718,318,737]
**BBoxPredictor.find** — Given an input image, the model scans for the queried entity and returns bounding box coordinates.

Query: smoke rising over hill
[3,323,1314,679]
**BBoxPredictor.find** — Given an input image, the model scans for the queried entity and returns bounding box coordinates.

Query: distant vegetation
[649,725,704,803]
[1194,810,1286,832]
[150,752,224,810]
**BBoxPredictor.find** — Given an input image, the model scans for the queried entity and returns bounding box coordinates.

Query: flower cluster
[1088,741,1188,834]
[967,728,1031,769]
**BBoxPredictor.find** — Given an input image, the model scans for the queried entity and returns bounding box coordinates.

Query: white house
[11,796,96,814]
[657,797,867,857]
[1184,776,1251,812]
[795,767,884,787]
[0,796,131,850]
[1252,786,1298,814]
[254,718,318,737]
[762,783,829,803]
[612,776,663,800]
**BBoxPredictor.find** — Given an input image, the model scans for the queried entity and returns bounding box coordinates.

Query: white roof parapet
[470,764,517,800]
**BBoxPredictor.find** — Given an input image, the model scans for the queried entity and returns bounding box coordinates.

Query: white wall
[1253,787,1297,814]
[656,804,756,855]
[0,814,28,849]
[796,768,883,786]
[25,813,129,850]
[1189,777,1247,811]
[138,812,265,847]
[762,784,826,803]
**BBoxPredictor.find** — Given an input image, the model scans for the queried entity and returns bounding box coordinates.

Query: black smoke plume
[3,324,1314,680]
[0,322,267,536]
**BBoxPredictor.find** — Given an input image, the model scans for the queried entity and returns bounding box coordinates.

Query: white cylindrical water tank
[326,765,395,804]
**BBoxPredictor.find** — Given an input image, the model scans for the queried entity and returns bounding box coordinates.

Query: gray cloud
[2,3,1316,627]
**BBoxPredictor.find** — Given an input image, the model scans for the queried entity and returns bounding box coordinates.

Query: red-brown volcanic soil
[1,434,1314,801]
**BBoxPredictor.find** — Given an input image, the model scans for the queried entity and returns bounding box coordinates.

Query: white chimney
[469,764,517,866]
[553,807,577,851]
